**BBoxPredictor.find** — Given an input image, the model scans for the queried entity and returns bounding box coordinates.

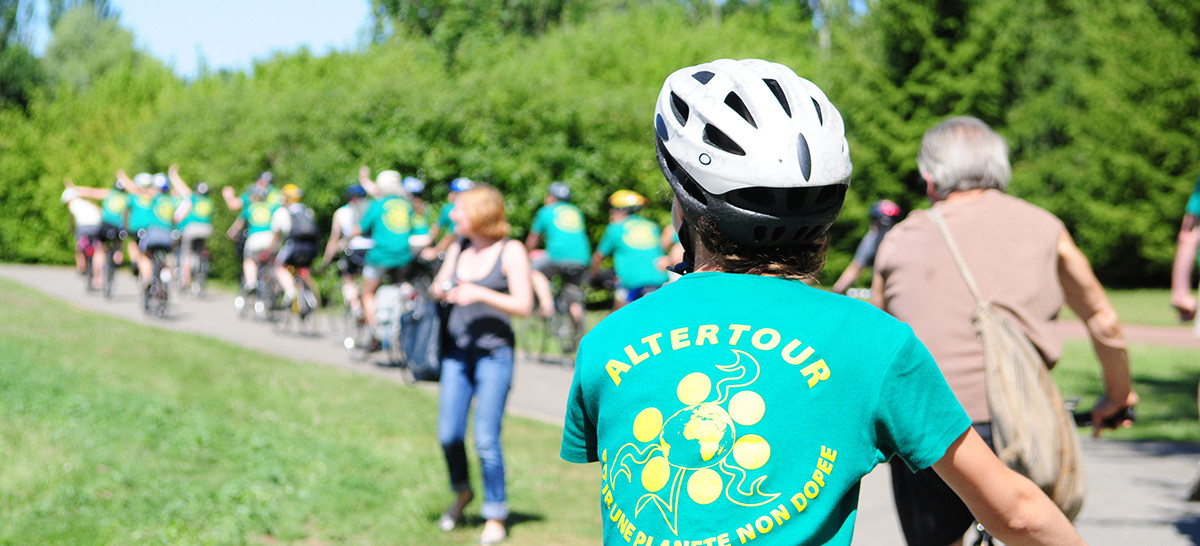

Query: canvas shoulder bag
[928,208,1086,520]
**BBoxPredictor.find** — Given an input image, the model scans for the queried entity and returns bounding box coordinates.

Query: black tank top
[446,239,514,351]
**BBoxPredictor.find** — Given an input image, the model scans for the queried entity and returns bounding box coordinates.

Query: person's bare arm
[832,261,865,295]
[1057,228,1138,434]
[869,271,886,310]
[65,178,108,200]
[430,239,463,301]
[1171,214,1199,320]
[321,220,342,267]
[226,217,245,240]
[932,429,1084,546]
[525,231,541,252]
[222,186,242,211]
[358,166,380,197]
[168,164,193,198]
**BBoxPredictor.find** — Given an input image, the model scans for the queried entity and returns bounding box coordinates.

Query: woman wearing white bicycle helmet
[560,59,1081,545]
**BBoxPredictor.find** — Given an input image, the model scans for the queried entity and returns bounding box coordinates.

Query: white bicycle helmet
[654,59,852,247]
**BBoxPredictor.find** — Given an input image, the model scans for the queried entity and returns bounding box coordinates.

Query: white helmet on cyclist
[654,59,852,247]
[133,172,153,189]
[376,170,403,196]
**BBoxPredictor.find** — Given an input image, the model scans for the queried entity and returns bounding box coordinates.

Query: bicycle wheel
[296,283,320,337]
[343,309,371,361]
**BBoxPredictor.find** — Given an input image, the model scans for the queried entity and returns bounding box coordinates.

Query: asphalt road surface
[3,263,1199,545]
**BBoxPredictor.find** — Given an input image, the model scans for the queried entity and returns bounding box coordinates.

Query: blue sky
[42,1,373,78]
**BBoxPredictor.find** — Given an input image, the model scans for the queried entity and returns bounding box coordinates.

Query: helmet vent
[763,79,792,118]
[811,98,824,126]
[724,93,757,128]
[693,71,715,84]
[797,132,812,180]
[703,124,745,156]
[670,92,690,125]
[655,114,670,142]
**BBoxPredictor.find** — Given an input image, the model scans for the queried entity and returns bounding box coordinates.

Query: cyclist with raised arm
[135,174,178,298]
[124,172,157,280]
[231,184,281,308]
[268,184,320,307]
[830,198,902,295]
[222,171,281,285]
[527,181,591,322]
[61,185,103,290]
[561,58,1083,546]
[64,175,131,292]
[322,183,374,318]
[167,165,214,293]
[589,189,668,309]
[355,170,415,341]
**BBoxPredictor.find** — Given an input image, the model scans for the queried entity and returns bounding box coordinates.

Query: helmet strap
[670,219,695,275]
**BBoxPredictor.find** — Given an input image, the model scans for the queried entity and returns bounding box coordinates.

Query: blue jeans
[437,345,514,521]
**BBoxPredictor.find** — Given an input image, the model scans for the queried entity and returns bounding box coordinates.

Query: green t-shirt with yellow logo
[100,191,130,226]
[242,201,279,236]
[360,195,414,268]
[178,195,215,228]
[146,194,176,230]
[532,202,591,265]
[596,215,668,289]
[127,194,156,232]
[561,272,969,545]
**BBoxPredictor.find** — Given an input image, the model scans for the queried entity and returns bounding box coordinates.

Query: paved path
[3,263,1199,545]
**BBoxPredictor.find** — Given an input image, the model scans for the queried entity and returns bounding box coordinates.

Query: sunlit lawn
[0,279,599,544]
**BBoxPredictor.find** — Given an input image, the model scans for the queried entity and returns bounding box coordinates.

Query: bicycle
[272,265,321,336]
[80,236,98,294]
[177,237,210,298]
[527,265,587,365]
[331,285,371,362]
[366,265,433,383]
[143,247,171,318]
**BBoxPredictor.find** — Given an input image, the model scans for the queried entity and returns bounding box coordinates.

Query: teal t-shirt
[240,187,283,210]
[437,202,456,235]
[1187,175,1200,217]
[100,191,130,226]
[531,202,591,265]
[126,194,156,232]
[242,201,278,236]
[178,195,215,228]
[597,215,669,289]
[146,194,176,230]
[561,272,970,545]
[361,195,415,268]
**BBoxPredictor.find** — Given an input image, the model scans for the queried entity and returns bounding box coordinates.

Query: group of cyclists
[62,163,686,362]
[63,166,215,309]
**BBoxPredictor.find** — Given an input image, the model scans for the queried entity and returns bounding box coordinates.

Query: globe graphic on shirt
[660,402,735,470]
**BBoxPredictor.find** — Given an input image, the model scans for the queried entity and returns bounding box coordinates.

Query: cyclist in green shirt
[590,189,668,309]
[134,173,178,287]
[561,57,1082,546]
[229,184,281,296]
[422,176,474,261]
[167,164,214,291]
[527,181,591,321]
[356,169,415,333]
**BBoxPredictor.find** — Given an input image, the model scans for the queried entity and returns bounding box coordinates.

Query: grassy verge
[0,279,599,544]
[1058,287,1190,328]
[1054,338,1199,443]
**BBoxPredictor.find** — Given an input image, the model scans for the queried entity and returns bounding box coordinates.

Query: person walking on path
[562,58,1084,545]
[871,115,1138,545]
[428,183,533,545]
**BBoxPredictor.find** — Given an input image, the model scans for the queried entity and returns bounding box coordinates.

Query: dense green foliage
[3,0,1199,286]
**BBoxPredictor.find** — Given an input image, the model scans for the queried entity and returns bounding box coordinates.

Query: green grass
[0,279,600,545]
[1053,338,1200,443]
[1059,287,1189,328]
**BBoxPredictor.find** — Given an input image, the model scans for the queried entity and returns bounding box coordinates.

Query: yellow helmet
[282,184,302,203]
[608,189,647,210]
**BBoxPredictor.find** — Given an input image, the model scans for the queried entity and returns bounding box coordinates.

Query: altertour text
[604,324,831,388]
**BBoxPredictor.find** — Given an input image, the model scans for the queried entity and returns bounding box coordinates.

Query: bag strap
[927,208,985,305]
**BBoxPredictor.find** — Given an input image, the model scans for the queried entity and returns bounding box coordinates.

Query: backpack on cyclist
[288,204,319,242]
[930,209,1086,521]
